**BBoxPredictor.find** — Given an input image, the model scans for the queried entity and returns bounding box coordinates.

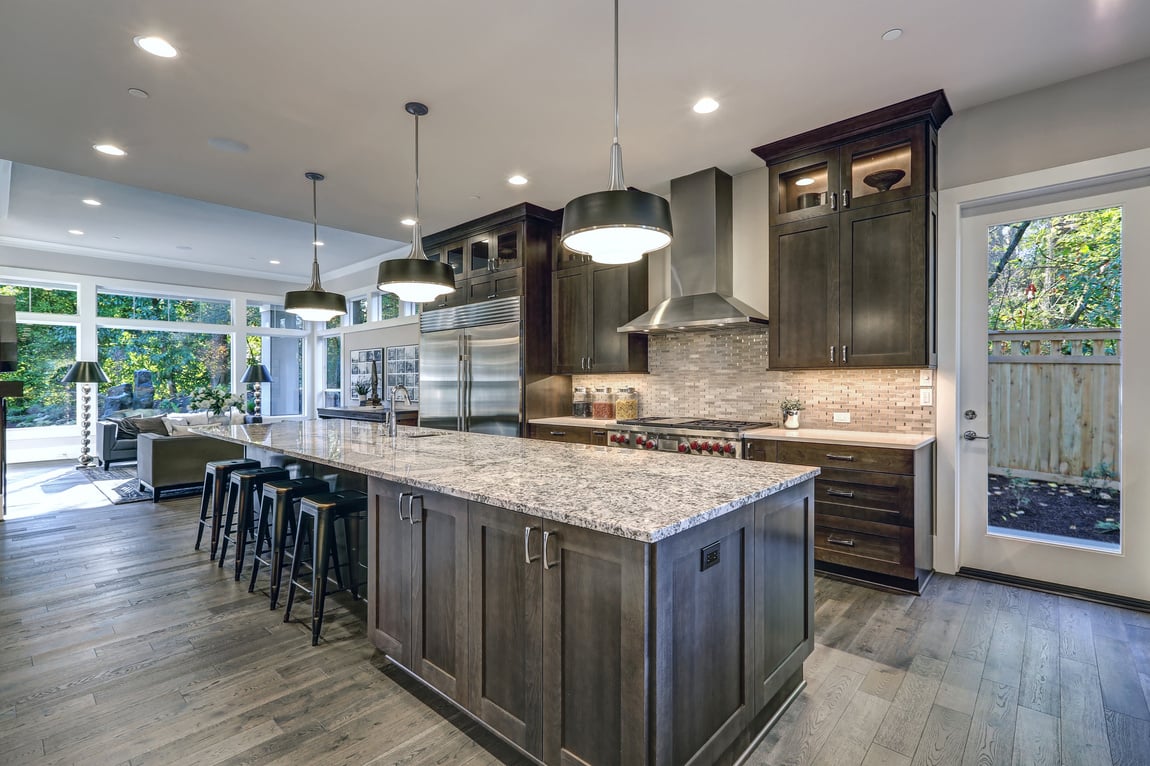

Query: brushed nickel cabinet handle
[842,189,851,208]
[830,346,835,364]
[826,453,856,461]
[549,431,567,437]
[827,535,856,547]
[397,491,412,522]
[408,495,423,526]
[524,526,540,564]
[826,488,855,498]
[830,192,838,211]
[842,345,848,364]
[542,530,558,570]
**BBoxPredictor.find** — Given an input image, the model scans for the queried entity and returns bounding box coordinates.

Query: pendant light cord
[414,113,421,224]
[613,0,619,146]
[608,0,625,191]
[311,177,319,267]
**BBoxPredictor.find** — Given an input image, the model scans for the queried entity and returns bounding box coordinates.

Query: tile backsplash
[573,326,934,432]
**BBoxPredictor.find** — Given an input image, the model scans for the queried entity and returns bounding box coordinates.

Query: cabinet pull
[842,345,848,364]
[397,491,412,522]
[826,453,856,462]
[830,191,838,211]
[842,189,851,208]
[549,431,567,437]
[827,535,856,547]
[826,488,855,498]
[542,530,558,570]
[409,495,423,526]
[580,357,586,371]
[587,357,593,370]
[524,526,540,564]
[830,346,835,364]
[487,292,497,299]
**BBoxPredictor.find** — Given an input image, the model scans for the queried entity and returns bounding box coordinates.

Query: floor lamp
[62,361,109,469]
[241,363,273,424]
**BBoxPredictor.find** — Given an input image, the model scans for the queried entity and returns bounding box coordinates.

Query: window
[246,301,303,330]
[246,335,304,416]
[379,293,401,321]
[0,283,77,315]
[325,314,343,330]
[97,290,231,324]
[324,336,342,389]
[0,323,77,427]
[96,328,230,414]
[349,297,369,325]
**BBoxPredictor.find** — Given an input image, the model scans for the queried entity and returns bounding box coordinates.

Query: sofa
[96,419,139,470]
[137,431,243,501]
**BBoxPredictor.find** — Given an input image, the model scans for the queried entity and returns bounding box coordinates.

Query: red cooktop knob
[690,440,700,451]
[678,443,688,453]
[703,442,713,453]
[609,434,618,443]
[645,440,656,450]
[724,443,735,454]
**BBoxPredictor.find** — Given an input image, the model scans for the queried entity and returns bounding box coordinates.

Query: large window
[96,328,230,415]
[97,290,231,324]
[246,335,304,416]
[0,283,77,314]
[246,301,303,330]
[0,323,77,427]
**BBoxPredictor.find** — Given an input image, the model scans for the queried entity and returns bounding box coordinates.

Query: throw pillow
[132,415,169,435]
[109,416,138,439]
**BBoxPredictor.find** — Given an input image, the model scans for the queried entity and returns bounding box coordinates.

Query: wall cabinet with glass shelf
[754,90,950,370]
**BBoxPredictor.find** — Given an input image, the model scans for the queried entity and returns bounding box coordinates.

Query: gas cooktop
[614,416,777,433]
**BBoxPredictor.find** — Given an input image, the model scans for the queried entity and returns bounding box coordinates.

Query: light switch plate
[833,412,851,423]
[919,369,934,387]
[920,388,933,406]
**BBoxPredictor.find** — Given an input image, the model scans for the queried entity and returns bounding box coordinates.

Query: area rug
[82,467,199,505]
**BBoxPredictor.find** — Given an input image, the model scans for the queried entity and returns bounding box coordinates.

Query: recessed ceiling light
[400,217,417,226]
[692,97,719,114]
[312,240,324,247]
[882,28,903,41]
[269,260,281,265]
[133,35,178,58]
[93,144,126,157]
[795,177,815,187]
[127,88,150,99]
[68,229,84,236]
[82,198,102,206]
[508,175,528,185]
[208,137,250,153]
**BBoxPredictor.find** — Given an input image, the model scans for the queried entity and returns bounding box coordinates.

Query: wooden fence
[988,329,1121,484]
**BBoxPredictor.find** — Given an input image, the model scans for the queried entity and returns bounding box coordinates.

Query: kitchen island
[197,419,819,766]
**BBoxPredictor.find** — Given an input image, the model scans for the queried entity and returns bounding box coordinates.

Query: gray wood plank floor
[3,463,1149,765]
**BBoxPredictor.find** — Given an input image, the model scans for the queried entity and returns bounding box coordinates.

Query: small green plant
[1094,519,1121,534]
[1081,461,1117,498]
[1001,469,1032,514]
[779,398,804,416]
[354,381,370,397]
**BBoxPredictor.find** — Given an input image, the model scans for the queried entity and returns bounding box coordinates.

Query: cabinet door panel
[841,124,927,210]
[542,521,648,766]
[368,479,412,665]
[492,224,523,271]
[589,262,647,373]
[769,214,839,369]
[768,149,841,225]
[468,504,543,757]
[410,491,469,703]
[754,485,814,713]
[552,269,589,374]
[466,270,523,303]
[839,198,927,366]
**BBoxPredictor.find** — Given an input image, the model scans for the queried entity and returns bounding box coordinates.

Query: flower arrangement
[190,385,243,415]
[779,398,805,416]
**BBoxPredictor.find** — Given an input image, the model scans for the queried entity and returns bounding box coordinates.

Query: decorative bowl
[863,168,906,192]
[796,192,823,209]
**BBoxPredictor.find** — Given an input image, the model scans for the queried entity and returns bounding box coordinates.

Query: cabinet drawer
[815,469,915,526]
[528,424,591,444]
[777,441,913,474]
[467,269,523,303]
[814,516,914,578]
[744,439,777,463]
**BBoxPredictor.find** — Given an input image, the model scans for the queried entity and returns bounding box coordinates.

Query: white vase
[783,412,800,430]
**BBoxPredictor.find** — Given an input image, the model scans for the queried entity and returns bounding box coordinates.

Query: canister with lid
[572,386,591,418]
[591,386,615,420]
[614,387,638,420]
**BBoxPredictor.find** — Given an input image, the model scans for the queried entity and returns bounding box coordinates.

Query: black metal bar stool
[283,490,368,645]
[248,476,330,608]
[218,465,291,580]
[195,458,260,560]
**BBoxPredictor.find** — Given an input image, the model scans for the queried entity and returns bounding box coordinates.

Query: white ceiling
[0,0,1148,280]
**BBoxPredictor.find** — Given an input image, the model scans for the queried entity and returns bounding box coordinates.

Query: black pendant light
[284,172,347,322]
[561,0,672,265]
[377,102,456,303]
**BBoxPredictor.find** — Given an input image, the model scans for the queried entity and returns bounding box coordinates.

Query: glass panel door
[841,125,923,209]
[492,225,522,271]
[769,149,839,224]
[469,236,493,274]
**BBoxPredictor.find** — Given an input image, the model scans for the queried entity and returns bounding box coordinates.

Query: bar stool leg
[311,509,333,646]
[282,511,310,624]
[194,471,213,551]
[217,477,241,567]
[248,493,272,593]
[233,482,258,581]
[269,496,294,609]
[209,471,229,560]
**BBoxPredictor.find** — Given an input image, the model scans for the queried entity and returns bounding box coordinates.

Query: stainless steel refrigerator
[419,297,521,436]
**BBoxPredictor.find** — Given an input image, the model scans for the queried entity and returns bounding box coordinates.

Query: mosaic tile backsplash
[573,326,934,433]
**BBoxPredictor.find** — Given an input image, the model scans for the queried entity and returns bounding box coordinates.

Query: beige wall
[940,57,1150,190]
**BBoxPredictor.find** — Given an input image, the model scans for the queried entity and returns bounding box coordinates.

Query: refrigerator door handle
[457,333,465,432]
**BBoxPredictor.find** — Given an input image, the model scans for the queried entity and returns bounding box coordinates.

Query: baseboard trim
[957,567,1150,613]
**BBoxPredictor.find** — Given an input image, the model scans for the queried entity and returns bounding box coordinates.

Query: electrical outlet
[701,542,721,571]
[919,369,934,387]
[833,412,851,424]
[920,388,933,406]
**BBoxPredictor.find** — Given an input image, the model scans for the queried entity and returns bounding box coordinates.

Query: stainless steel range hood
[618,167,767,334]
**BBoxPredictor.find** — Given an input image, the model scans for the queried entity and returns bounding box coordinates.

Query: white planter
[783,412,800,429]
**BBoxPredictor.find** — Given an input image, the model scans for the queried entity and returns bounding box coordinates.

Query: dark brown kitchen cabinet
[755,90,949,369]
[527,423,609,445]
[552,260,648,374]
[368,479,470,704]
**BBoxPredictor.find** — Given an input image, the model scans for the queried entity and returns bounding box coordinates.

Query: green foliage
[96,291,231,324]
[97,328,230,411]
[379,293,400,321]
[0,323,76,426]
[1094,519,1121,534]
[0,284,77,314]
[987,207,1121,331]
[779,397,804,415]
[324,336,341,390]
[1081,461,1118,498]
[1002,469,1033,514]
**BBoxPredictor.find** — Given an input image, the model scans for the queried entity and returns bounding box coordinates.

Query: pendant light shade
[561,0,672,264]
[284,172,347,323]
[377,102,457,303]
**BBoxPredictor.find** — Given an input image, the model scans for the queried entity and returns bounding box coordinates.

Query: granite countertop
[320,404,419,413]
[744,427,935,449]
[528,416,616,428]
[194,419,818,543]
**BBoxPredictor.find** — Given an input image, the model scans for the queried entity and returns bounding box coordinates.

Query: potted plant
[779,398,804,430]
[354,381,371,405]
[190,385,243,424]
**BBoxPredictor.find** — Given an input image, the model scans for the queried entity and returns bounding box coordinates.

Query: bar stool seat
[248,476,330,608]
[283,490,368,645]
[194,458,260,560]
[219,466,291,580]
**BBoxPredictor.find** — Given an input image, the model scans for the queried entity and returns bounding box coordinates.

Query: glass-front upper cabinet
[841,124,927,210]
[469,236,492,273]
[769,149,840,225]
[426,239,467,281]
[492,224,522,271]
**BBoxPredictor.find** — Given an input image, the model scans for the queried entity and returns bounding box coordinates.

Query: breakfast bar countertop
[195,419,818,543]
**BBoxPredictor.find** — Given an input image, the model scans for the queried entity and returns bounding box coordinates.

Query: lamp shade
[561,189,673,265]
[62,361,109,384]
[241,363,274,384]
[377,256,456,304]
[283,287,347,322]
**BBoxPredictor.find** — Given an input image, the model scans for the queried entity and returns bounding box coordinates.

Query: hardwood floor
[2,462,1149,765]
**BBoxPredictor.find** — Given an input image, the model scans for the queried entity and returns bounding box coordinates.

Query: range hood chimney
[618,167,767,334]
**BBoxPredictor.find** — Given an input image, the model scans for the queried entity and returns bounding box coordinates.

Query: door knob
[962,430,990,441]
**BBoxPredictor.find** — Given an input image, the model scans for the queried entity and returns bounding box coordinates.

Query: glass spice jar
[591,386,615,420]
[614,387,638,421]
[572,386,591,418]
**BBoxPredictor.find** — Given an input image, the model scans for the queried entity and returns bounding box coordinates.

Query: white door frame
[936,148,1150,598]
